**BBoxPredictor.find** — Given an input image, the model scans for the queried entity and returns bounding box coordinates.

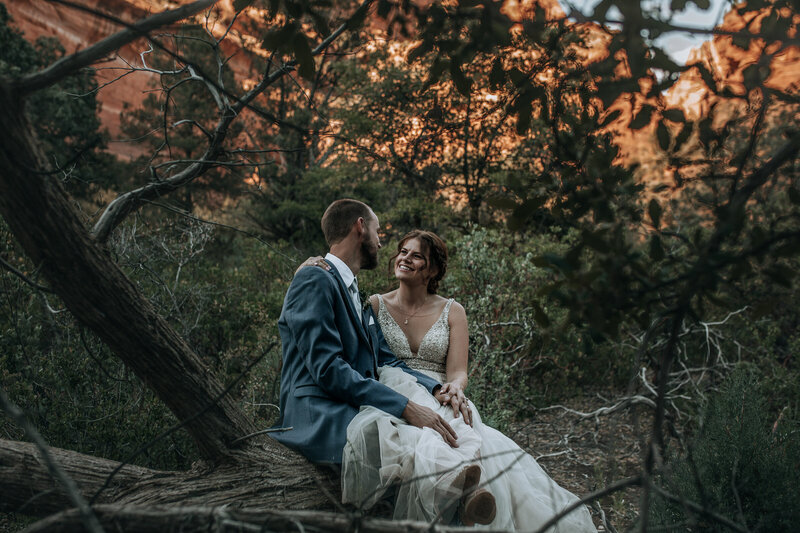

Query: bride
[303,230,596,531]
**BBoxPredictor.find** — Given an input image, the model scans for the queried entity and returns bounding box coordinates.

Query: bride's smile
[394,238,434,283]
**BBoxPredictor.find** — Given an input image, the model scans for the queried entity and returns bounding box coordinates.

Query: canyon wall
[5,1,798,170]
[5,0,252,159]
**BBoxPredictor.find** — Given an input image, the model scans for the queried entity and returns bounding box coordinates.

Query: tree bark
[0,439,333,518]
[0,83,254,461]
[0,1,372,528]
[0,440,153,517]
[24,505,500,533]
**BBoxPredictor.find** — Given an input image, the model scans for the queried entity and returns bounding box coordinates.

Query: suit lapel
[327,264,372,347]
[362,306,379,369]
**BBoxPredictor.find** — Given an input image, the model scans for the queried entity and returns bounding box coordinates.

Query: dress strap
[442,298,454,321]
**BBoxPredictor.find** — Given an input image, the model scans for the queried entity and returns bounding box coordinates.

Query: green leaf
[731,33,750,50]
[487,196,518,210]
[656,121,671,151]
[377,0,392,18]
[674,122,693,152]
[630,104,654,130]
[662,108,685,123]
[449,61,472,96]
[284,0,303,18]
[648,198,662,227]
[600,109,622,126]
[698,117,714,148]
[424,59,448,88]
[742,63,761,92]
[489,58,505,89]
[407,41,431,63]
[532,302,551,328]
[263,23,296,51]
[789,187,800,205]
[292,32,315,80]
[234,0,256,11]
[765,264,794,288]
[581,229,608,251]
[649,234,665,261]
[345,2,370,30]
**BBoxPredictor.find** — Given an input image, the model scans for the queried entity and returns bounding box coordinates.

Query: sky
[558,0,732,64]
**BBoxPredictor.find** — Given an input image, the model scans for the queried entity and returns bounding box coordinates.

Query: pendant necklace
[400,296,428,325]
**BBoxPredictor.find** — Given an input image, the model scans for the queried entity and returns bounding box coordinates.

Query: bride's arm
[436,301,472,424]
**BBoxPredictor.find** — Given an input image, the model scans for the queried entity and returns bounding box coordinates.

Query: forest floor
[509,392,649,531]
[1,392,645,532]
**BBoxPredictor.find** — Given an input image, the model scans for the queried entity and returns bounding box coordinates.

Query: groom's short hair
[321,199,372,246]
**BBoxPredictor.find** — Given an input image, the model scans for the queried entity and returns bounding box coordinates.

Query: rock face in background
[5,0,251,159]
[666,5,800,118]
[5,1,798,170]
[591,3,799,190]
[7,0,159,158]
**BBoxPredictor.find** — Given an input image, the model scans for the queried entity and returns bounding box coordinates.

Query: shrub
[650,366,800,532]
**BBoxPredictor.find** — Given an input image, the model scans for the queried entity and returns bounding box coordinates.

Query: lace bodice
[377,295,453,377]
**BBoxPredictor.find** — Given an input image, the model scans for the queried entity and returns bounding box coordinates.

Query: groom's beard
[360,240,379,270]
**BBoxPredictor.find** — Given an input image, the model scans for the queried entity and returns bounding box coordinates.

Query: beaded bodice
[377,295,453,376]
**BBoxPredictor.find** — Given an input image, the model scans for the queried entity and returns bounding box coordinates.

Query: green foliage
[2,0,800,512]
[119,24,246,211]
[0,220,199,469]
[0,2,121,200]
[651,367,800,531]
[1,211,297,468]
[430,227,627,426]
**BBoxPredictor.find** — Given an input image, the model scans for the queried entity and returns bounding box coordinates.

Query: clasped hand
[434,382,473,427]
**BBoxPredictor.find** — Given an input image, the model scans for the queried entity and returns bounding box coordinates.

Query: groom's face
[360,212,381,270]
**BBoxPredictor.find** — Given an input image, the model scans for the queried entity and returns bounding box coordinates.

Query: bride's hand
[435,383,472,427]
[295,256,329,276]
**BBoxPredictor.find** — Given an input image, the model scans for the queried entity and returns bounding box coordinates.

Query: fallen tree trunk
[0,439,335,518]
[24,505,507,533]
[0,0,374,528]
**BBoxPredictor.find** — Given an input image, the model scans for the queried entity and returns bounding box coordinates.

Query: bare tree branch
[24,504,523,533]
[531,476,643,533]
[90,0,375,242]
[12,0,219,94]
[0,254,53,293]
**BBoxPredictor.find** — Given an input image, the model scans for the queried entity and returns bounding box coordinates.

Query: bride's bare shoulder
[370,290,396,313]
[444,298,467,323]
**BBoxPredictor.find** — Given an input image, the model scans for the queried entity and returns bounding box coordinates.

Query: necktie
[349,278,362,316]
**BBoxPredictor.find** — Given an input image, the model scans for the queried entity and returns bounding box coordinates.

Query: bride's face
[395,238,436,285]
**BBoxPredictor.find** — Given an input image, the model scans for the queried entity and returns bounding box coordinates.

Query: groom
[270,198,458,464]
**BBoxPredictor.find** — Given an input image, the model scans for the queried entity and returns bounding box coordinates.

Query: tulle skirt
[341,367,597,531]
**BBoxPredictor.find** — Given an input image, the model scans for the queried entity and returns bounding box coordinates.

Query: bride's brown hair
[390,230,448,294]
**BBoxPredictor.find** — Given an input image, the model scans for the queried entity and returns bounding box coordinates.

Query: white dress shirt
[325,252,361,314]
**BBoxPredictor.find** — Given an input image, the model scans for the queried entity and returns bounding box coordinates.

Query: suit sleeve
[283,268,410,418]
[371,309,441,393]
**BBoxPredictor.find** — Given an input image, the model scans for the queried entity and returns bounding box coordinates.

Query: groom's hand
[402,400,458,447]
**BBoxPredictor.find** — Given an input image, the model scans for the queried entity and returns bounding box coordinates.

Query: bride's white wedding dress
[341,296,597,531]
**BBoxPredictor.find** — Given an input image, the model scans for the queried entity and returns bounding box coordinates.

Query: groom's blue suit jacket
[270,261,441,464]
